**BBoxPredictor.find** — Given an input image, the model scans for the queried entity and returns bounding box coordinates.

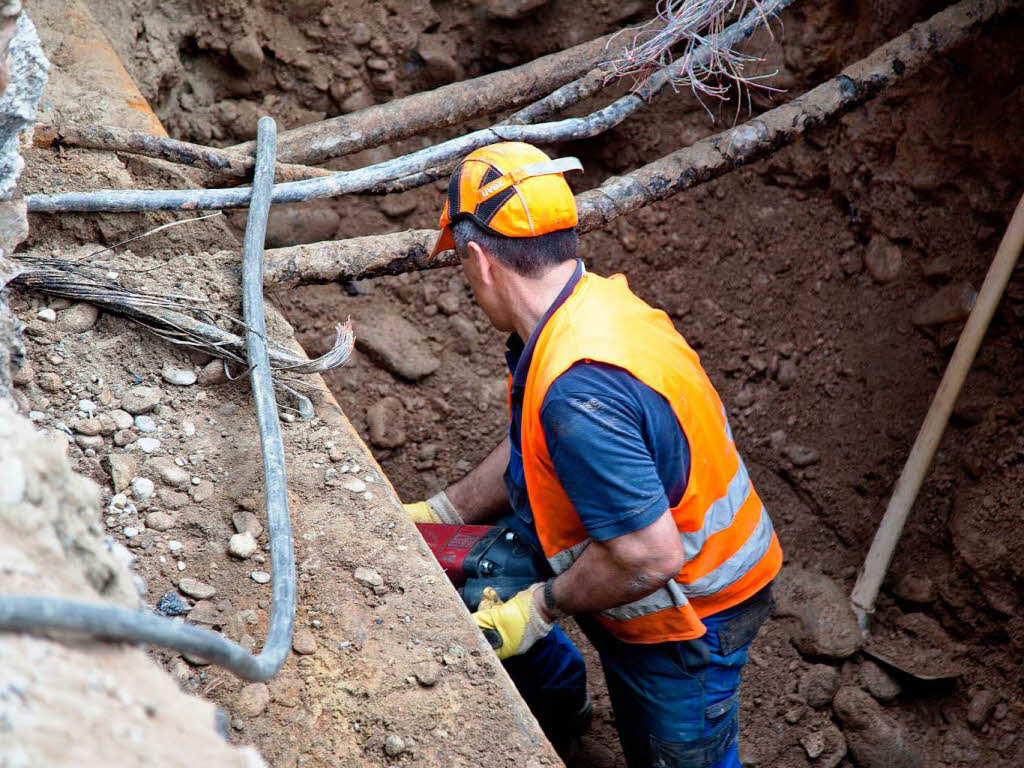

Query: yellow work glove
[473,583,553,660]
[403,490,464,525]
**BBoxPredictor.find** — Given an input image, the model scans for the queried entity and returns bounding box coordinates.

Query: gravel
[120,385,162,415]
[250,571,271,584]
[178,577,216,599]
[134,415,157,433]
[354,567,383,588]
[292,628,317,655]
[36,307,56,322]
[130,476,155,501]
[162,365,197,386]
[228,531,257,559]
[136,437,161,454]
[156,590,191,616]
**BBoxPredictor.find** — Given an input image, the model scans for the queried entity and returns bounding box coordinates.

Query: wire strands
[0,117,296,682]
[25,0,792,214]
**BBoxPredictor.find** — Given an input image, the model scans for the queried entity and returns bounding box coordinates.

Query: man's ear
[467,240,496,285]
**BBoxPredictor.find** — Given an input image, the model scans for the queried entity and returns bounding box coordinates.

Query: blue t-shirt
[504,261,691,550]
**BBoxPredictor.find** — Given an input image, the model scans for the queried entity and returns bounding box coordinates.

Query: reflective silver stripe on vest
[684,506,774,598]
[600,579,688,621]
[679,458,751,561]
[548,538,591,574]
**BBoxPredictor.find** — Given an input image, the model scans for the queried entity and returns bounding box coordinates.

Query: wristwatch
[542,578,569,621]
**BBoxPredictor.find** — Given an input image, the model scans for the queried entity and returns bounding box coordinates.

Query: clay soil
[55,0,1024,766]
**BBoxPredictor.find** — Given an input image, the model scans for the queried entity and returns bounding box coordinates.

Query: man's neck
[510,259,579,342]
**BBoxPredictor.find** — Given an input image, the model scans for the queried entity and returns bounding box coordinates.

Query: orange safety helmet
[430,142,583,257]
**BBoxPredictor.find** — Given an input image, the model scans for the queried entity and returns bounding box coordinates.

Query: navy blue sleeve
[539,362,690,542]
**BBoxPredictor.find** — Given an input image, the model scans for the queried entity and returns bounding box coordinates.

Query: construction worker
[404,142,782,767]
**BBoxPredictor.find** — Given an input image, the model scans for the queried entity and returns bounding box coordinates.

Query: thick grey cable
[25,0,790,214]
[0,117,296,682]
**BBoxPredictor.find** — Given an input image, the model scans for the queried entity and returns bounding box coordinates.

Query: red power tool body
[415,523,549,609]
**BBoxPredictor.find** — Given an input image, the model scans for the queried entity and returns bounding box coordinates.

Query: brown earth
[17,0,1024,767]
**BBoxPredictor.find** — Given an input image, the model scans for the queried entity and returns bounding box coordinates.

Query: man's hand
[402,490,464,525]
[473,583,553,660]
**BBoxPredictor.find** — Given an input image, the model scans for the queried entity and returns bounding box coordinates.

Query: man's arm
[534,509,685,621]
[444,436,512,524]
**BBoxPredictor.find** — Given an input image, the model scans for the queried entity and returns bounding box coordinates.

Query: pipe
[850,191,1024,628]
[25,0,790,214]
[0,117,296,681]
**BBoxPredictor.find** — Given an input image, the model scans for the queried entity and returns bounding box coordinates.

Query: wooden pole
[851,193,1024,628]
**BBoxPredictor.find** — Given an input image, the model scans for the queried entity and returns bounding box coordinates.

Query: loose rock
[486,0,550,20]
[134,415,157,433]
[911,282,977,327]
[251,571,271,584]
[776,358,798,388]
[36,307,56,322]
[137,437,161,454]
[58,302,99,332]
[342,478,367,493]
[198,359,228,385]
[156,591,191,616]
[832,686,921,768]
[366,397,406,448]
[354,310,440,381]
[162,365,197,386]
[105,453,137,493]
[179,577,216,600]
[864,235,902,283]
[72,418,101,436]
[237,682,270,717]
[130,476,155,501]
[154,460,190,488]
[775,566,863,659]
[37,371,62,392]
[191,480,215,503]
[860,660,901,703]
[228,531,258,559]
[413,660,442,687]
[145,511,176,531]
[892,573,936,605]
[967,689,998,729]
[233,510,263,538]
[799,664,842,708]
[121,386,162,415]
[292,628,317,655]
[383,734,406,757]
[354,567,383,588]
[784,444,820,467]
[800,724,847,768]
[229,34,264,72]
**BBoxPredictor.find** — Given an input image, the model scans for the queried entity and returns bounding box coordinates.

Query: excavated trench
[23,0,1024,766]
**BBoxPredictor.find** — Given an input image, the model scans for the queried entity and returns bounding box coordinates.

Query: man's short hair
[451,217,578,278]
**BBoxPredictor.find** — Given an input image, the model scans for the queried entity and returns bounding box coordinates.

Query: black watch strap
[543,578,568,621]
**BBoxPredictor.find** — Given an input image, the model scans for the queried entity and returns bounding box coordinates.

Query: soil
[17,0,1024,767]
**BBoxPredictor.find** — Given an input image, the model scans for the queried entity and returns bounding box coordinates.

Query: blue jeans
[579,585,773,768]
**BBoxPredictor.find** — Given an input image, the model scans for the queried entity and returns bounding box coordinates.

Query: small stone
[11,360,33,385]
[734,389,755,408]
[134,415,157,433]
[162,365,197,386]
[413,660,441,687]
[108,409,133,430]
[188,600,221,625]
[123,526,139,538]
[59,302,100,332]
[292,628,317,655]
[354,567,383,588]
[366,397,406,449]
[776,358,798,388]
[860,660,901,703]
[75,433,103,449]
[36,307,56,322]
[966,689,998,729]
[179,577,216,600]
[251,571,271,584]
[72,418,101,436]
[864,235,902,283]
[191,480,215,503]
[383,734,406,757]
[342,478,367,493]
[229,34,264,72]
[784,444,820,467]
[155,460,190,488]
[157,591,191,616]
[911,282,977,327]
[160,489,189,510]
[181,420,196,437]
[486,0,550,20]
[167,540,183,552]
[130,476,155,501]
[435,292,459,315]
[801,730,826,759]
[137,437,161,454]
[121,386,162,415]
[113,430,135,447]
[237,682,270,717]
[232,511,263,538]
[800,664,842,708]
[197,359,227,385]
[353,310,440,381]
[145,511,176,532]
[832,687,921,768]
[228,532,258,559]
[38,372,62,392]
[106,454,136,493]
[177,561,186,572]
[922,253,952,279]
[350,22,371,45]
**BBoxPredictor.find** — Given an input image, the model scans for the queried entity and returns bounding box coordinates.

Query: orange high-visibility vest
[519,271,782,643]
